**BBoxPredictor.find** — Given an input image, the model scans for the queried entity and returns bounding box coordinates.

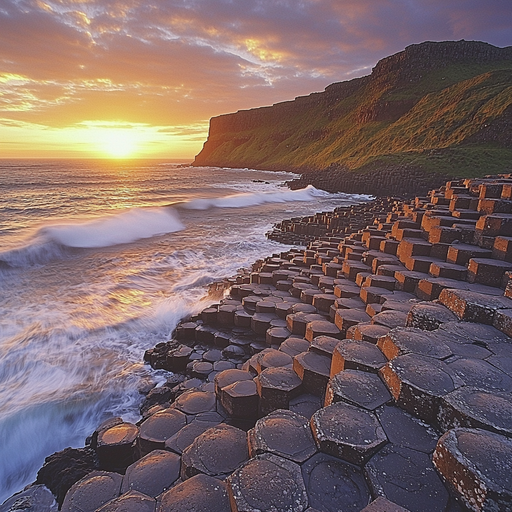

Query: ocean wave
[0,207,184,269]
[182,184,333,210]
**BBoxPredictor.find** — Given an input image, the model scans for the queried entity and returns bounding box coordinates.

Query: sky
[0,0,511,160]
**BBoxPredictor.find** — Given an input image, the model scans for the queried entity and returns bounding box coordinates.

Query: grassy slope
[198,60,512,177]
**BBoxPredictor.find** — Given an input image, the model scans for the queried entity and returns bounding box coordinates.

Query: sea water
[0,159,371,501]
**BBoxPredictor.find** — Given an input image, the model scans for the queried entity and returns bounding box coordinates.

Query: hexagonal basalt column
[181,424,249,480]
[248,409,317,463]
[325,369,392,411]
[360,497,410,512]
[406,302,458,331]
[365,444,449,512]
[305,320,341,342]
[214,368,254,397]
[438,386,512,437]
[158,474,231,512]
[220,379,259,420]
[293,351,331,397]
[96,491,156,512]
[433,428,512,512]
[226,453,308,512]
[379,354,462,425]
[255,367,303,415]
[331,339,387,375]
[447,357,512,392]
[287,313,326,336]
[96,422,139,471]
[61,471,123,512]
[120,450,180,497]
[138,409,187,456]
[172,389,217,416]
[311,402,387,465]
[301,453,371,512]
[255,349,293,374]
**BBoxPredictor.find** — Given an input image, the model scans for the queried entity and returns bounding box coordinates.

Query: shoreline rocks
[6,173,512,511]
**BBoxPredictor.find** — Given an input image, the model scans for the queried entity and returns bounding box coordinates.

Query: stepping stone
[440,288,512,324]
[165,415,224,455]
[158,474,231,512]
[305,320,341,342]
[279,337,310,357]
[293,351,331,397]
[331,340,387,375]
[289,393,322,419]
[311,402,387,465]
[301,453,371,512]
[173,390,217,416]
[96,422,139,471]
[439,320,512,346]
[309,335,340,358]
[375,405,440,454]
[138,409,187,456]
[325,369,391,411]
[190,360,213,379]
[363,275,396,291]
[287,313,326,336]
[365,444,449,512]
[256,349,293,373]
[226,454,308,512]
[334,309,371,335]
[446,243,492,266]
[214,369,253,396]
[256,367,303,415]
[255,301,277,313]
[181,424,248,480]
[251,313,278,335]
[394,270,426,293]
[351,323,390,344]
[467,258,512,287]
[415,276,467,301]
[121,450,180,497]
[96,491,155,512]
[335,297,366,310]
[360,286,393,305]
[248,409,317,463]
[406,302,458,330]
[220,379,259,420]
[334,282,362,298]
[377,327,453,361]
[61,471,123,512]
[438,386,512,437]
[429,261,468,281]
[371,310,408,329]
[433,428,512,512]
[265,326,290,346]
[379,354,462,425]
[360,497,409,512]
[447,358,512,392]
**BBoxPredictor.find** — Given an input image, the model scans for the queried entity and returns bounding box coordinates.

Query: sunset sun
[100,129,139,158]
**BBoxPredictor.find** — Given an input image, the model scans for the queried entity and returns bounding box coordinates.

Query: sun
[100,129,139,158]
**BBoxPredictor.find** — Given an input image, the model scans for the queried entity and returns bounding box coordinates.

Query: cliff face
[193,40,512,194]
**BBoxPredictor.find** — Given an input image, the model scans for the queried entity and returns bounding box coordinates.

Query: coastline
[5,174,512,511]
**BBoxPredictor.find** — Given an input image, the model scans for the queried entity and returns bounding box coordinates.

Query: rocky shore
[4,174,512,512]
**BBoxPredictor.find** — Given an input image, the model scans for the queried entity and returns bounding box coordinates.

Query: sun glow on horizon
[97,129,140,158]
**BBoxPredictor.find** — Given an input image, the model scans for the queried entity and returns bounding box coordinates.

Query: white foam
[183,185,333,210]
[42,207,184,248]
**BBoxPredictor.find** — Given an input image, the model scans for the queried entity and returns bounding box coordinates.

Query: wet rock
[138,409,188,456]
[305,320,341,342]
[256,349,293,373]
[433,428,512,512]
[158,474,231,512]
[181,424,248,480]
[0,485,57,512]
[36,447,99,507]
[375,405,440,454]
[120,450,180,497]
[309,335,340,358]
[256,367,302,415]
[172,389,217,416]
[60,471,122,512]
[406,303,458,330]
[325,369,392,411]
[220,379,259,420]
[248,409,317,463]
[379,354,462,425]
[351,323,391,344]
[371,310,408,329]
[289,394,323,419]
[360,496,410,512]
[227,453,308,512]
[96,490,156,512]
[279,336,310,357]
[311,402,388,465]
[365,444,449,512]
[214,369,254,396]
[301,453,371,512]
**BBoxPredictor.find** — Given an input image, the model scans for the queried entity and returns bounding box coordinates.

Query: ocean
[0,159,371,501]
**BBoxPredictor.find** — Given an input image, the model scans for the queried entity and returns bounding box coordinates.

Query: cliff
[193,40,512,195]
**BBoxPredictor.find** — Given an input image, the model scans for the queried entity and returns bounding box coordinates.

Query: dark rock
[0,485,57,512]
[289,394,323,419]
[227,453,308,512]
[360,496,410,512]
[96,490,156,512]
[293,351,331,397]
[301,453,371,512]
[36,447,99,507]
[172,389,217,416]
[96,422,138,472]
[331,339,387,375]
[138,409,187,456]
[158,474,231,512]
[255,367,302,415]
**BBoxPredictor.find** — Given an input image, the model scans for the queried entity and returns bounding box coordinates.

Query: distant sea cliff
[193,40,512,196]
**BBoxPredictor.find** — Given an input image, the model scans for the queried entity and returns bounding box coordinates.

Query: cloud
[0,0,511,148]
